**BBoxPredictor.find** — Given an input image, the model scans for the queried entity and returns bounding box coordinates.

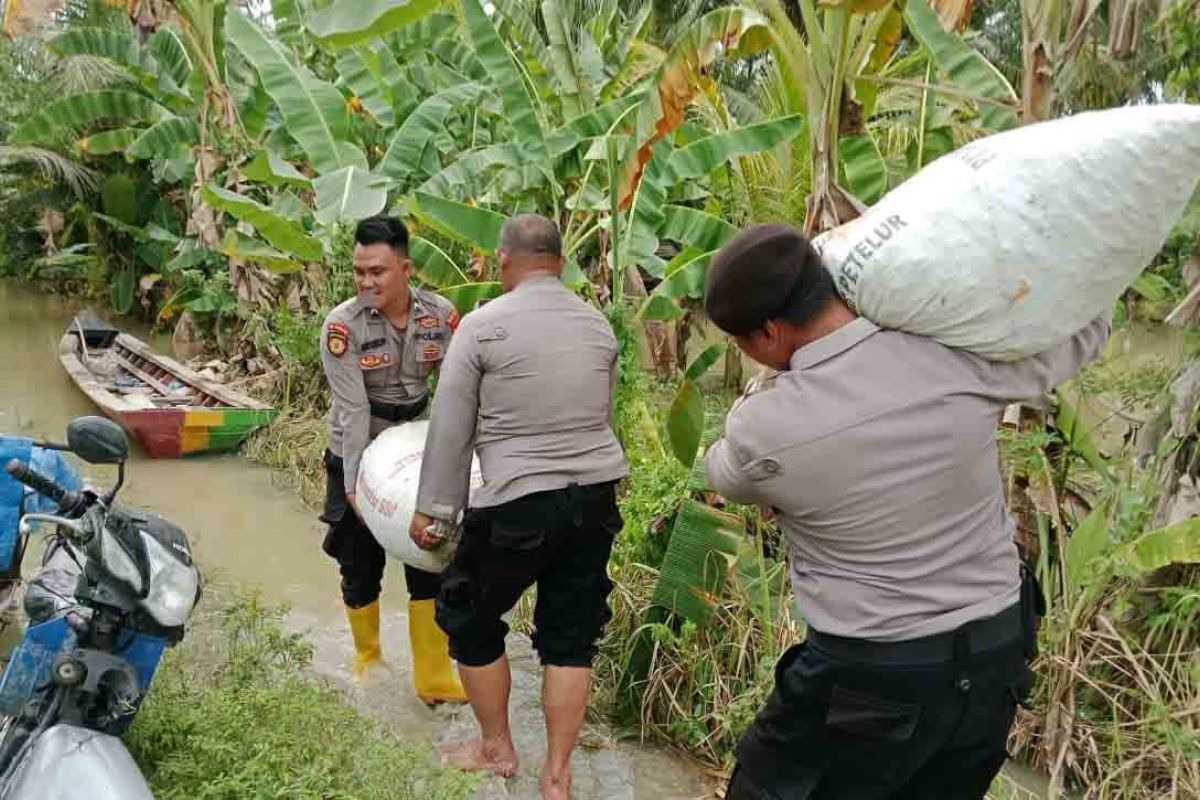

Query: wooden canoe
[58,313,276,458]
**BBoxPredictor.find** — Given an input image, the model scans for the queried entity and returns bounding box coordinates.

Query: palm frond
[0,145,98,197]
[50,54,134,95]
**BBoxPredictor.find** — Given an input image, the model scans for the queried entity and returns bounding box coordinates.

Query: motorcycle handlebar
[5,459,86,515]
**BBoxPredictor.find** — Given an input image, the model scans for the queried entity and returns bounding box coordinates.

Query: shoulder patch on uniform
[359,353,392,369]
[447,309,460,331]
[326,322,349,358]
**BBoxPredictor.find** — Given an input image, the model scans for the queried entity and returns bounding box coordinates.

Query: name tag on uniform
[359,353,392,370]
[361,337,387,351]
[416,330,445,343]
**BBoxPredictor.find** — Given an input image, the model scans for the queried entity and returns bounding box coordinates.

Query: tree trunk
[1021,0,1061,122]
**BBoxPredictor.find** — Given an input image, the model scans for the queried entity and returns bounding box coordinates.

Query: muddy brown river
[0,280,712,800]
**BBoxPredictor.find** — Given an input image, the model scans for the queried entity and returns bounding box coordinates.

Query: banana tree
[755,0,1019,236]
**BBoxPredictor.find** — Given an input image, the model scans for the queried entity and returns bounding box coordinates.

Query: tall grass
[126,590,478,800]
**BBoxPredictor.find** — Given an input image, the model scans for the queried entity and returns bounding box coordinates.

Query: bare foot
[438,738,519,778]
[540,769,572,800]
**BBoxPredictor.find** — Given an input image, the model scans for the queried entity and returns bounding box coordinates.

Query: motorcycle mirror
[66,416,130,465]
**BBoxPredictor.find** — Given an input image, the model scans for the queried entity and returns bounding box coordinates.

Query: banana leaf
[241,149,311,187]
[542,0,592,119]
[667,343,727,467]
[226,10,357,175]
[462,0,546,151]
[659,205,736,252]
[411,192,507,253]
[201,185,324,261]
[422,143,535,201]
[903,0,1019,131]
[839,134,888,204]
[80,128,139,155]
[651,498,744,626]
[313,166,389,225]
[411,236,470,288]
[618,7,771,207]
[665,115,804,181]
[545,93,643,156]
[12,90,170,144]
[619,142,670,280]
[148,28,193,89]
[336,47,399,126]
[272,0,305,46]
[1065,501,1112,595]
[439,281,504,315]
[218,230,304,273]
[1121,518,1200,574]
[377,83,489,183]
[306,0,442,49]
[127,117,199,160]
[49,27,138,68]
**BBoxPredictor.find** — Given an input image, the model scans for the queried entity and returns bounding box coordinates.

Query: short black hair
[354,215,409,252]
[500,213,562,257]
[704,223,836,336]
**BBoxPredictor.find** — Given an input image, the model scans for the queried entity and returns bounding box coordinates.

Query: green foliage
[1164,0,1200,101]
[126,592,478,800]
[274,305,325,373]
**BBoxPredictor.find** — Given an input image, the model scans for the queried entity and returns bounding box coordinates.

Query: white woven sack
[812,104,1200,361]
[355,422,482,573]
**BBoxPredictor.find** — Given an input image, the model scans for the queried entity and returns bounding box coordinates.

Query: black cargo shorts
[726,568,1044,800]
[434,481,622,668]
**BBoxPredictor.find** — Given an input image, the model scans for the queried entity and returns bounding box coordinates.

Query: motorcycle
[0,415,201,799]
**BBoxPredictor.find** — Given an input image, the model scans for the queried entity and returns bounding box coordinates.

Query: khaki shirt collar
[514,273,562,292]
[788,317,879,371]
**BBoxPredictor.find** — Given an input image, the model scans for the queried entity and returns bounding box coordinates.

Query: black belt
[369,396,427,423]
[806,603,1023,666]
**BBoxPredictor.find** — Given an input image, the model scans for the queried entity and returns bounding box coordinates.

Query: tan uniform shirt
[706,314,1111,642]
[416,275,629,521]
[321,288,459,494]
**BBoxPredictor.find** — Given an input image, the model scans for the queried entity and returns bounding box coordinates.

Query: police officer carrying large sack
[409,214,628,800]
[703,224,1111,800]
[319,214,466,704]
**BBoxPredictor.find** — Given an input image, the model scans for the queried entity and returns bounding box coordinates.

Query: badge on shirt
[359,353,392,370]
[417,314,440,330]
[325,323,349,358]
[419,344,444,363]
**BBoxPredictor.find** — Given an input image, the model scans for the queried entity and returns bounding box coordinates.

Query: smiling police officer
[319,215,466,704]
[704,223,1110,800]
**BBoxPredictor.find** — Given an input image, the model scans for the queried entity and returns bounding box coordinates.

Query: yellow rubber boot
[408,599,468,705]
[345,599,386,683]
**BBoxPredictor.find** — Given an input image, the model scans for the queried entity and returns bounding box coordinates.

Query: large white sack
[355,422,482,573]
[812,104,1200,361]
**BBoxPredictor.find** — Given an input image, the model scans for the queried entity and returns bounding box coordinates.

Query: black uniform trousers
[434,481,623,668]
[726,568,1044,800]
[320,449,441,608]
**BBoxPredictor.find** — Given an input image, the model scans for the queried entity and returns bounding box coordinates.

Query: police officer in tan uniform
[320,215,466,703]
[703,224,1110,800]
[409,214,628,800]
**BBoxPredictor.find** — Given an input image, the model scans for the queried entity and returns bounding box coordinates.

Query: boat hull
[58,323,275,459]
[113,406,277,458]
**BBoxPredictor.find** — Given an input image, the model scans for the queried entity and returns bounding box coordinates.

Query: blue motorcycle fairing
[0,616,167,717]
[0,436,84,573]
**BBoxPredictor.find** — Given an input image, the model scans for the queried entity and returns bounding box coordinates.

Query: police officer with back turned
[703,223,1111,800]
[410,214,628,800]
[319,215,466,704]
